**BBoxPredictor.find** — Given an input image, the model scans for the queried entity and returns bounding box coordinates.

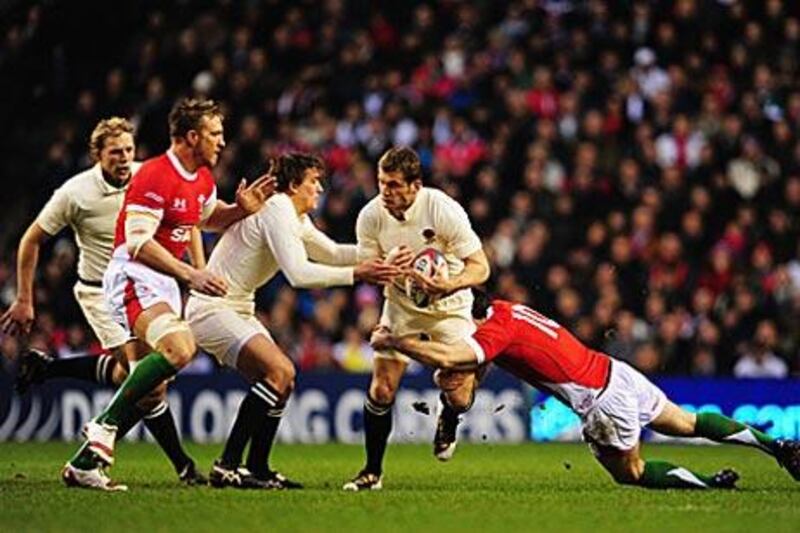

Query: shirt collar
[93,163,129,195]
[166,149,199,181]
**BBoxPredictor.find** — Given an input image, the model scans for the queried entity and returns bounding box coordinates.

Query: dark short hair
[471,287,492,320]
[274,153,326,192]
[168,97,223,138]
[378,146,422,183]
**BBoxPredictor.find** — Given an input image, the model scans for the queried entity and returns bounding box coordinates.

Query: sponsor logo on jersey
[172,197,188,212]
[170,225,193,242]
[144,191,164,204]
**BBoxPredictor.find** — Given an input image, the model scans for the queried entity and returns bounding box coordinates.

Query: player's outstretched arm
[371,328,480,371]
[202,174,277,232]
[0,223,51,335]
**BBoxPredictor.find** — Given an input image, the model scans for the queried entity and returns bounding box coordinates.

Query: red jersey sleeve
[467,305,515,364]
[125,164,169,219]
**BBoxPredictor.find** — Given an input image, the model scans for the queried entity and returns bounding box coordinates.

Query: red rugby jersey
[113,151,216,260]
[469,300,611,414]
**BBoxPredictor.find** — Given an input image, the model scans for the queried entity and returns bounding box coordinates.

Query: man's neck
[170,143,199,173]
[290,194,306,217]
[101,169,128,189]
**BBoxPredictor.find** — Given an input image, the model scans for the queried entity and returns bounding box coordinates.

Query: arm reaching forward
[370,327,483,371]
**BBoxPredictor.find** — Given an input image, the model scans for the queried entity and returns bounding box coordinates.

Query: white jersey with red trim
[468,300,612,415]
[112,150,216,261]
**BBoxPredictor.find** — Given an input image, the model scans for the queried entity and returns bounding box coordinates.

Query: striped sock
[143,401,193,473]
[246,382,286,478]
[220,383,283,470]
[46,354,116,385]
[363,395,393,476]
[640,460,715,489]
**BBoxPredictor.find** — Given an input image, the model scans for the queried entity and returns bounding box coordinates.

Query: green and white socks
[640,460,718,489]
[694,412,774,453]
[95,352,178,427]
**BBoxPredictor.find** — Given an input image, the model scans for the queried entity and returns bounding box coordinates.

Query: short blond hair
[89,117,134,162]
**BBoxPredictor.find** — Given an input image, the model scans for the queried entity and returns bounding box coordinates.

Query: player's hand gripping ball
[405,247,448,308]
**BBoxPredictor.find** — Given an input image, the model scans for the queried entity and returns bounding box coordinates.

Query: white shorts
[375,299,475,363]
[581,360,667,454]
[103,257,183,337]
[184,295,273,368]
[73,281,130,350]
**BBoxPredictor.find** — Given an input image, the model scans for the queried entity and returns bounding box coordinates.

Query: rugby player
[63,98,274,490]
[0,117,204,486]
[344,147,490,491]
[371,290,800,489]
[184,152,403,489]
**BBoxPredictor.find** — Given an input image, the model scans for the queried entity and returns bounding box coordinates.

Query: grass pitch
[0,442,798,532]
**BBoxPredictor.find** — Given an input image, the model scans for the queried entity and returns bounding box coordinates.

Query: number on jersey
[511,304,561,339]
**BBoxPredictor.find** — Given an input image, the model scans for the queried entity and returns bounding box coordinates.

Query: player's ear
[410,179,422,192]
[185,129,200,146]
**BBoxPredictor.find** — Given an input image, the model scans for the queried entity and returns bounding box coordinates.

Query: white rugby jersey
[199,193,357,305]
[36,162,142,283]
[356,187,482,313]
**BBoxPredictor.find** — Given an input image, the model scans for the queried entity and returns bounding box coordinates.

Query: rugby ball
[405,247,448,308]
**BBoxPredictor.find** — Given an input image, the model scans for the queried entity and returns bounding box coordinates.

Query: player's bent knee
[264,360,296,399]
[443,383,475,412]
[110,361,128,387]
[157,332,197,369]
[148,314,196,366]
[369,380,397,405]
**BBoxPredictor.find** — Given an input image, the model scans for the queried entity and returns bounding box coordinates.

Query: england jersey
[355,187,482,314]
[36,162,142,283]
[194,192,357,305]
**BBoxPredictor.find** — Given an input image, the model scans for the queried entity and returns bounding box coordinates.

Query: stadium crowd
[1,0,800,378]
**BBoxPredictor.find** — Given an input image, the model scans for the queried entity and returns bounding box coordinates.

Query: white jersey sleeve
[261,198,354,288]
[355,201,382,261]
[36,183,74,235]
[300,217,358,266]
[433,192,482,259]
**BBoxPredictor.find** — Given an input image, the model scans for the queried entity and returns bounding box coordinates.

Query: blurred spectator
[2,1,800,377]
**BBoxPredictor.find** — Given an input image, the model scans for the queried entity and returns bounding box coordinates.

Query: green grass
[0,442,797,532]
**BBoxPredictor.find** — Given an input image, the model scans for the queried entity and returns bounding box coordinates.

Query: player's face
[291,168,324,214]
[377,169,421,216]
[193,115,225,168]
[99,132,135,183]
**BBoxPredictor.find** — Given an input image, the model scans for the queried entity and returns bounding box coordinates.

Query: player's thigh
[647,400,697,437]
[369,357,407,404]
[237,334,295,392]
[185,298,262,369]
[73,283,130,351]
[594,443,646,485]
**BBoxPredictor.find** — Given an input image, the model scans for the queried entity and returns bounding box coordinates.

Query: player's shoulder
[488,300,515,317]
[356,195,383,222]
[422,187,459,207]
[58,164,101,193]
[197,166,216,192]
[137,153,170,174]
[262,192,294,218]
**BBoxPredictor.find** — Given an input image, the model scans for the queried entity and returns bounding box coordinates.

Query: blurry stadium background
[2,0,800,446]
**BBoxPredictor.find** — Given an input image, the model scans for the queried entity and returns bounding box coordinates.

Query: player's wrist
[15,294,33,305]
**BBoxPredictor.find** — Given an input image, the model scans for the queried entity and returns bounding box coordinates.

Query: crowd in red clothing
[1,1,799,377]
